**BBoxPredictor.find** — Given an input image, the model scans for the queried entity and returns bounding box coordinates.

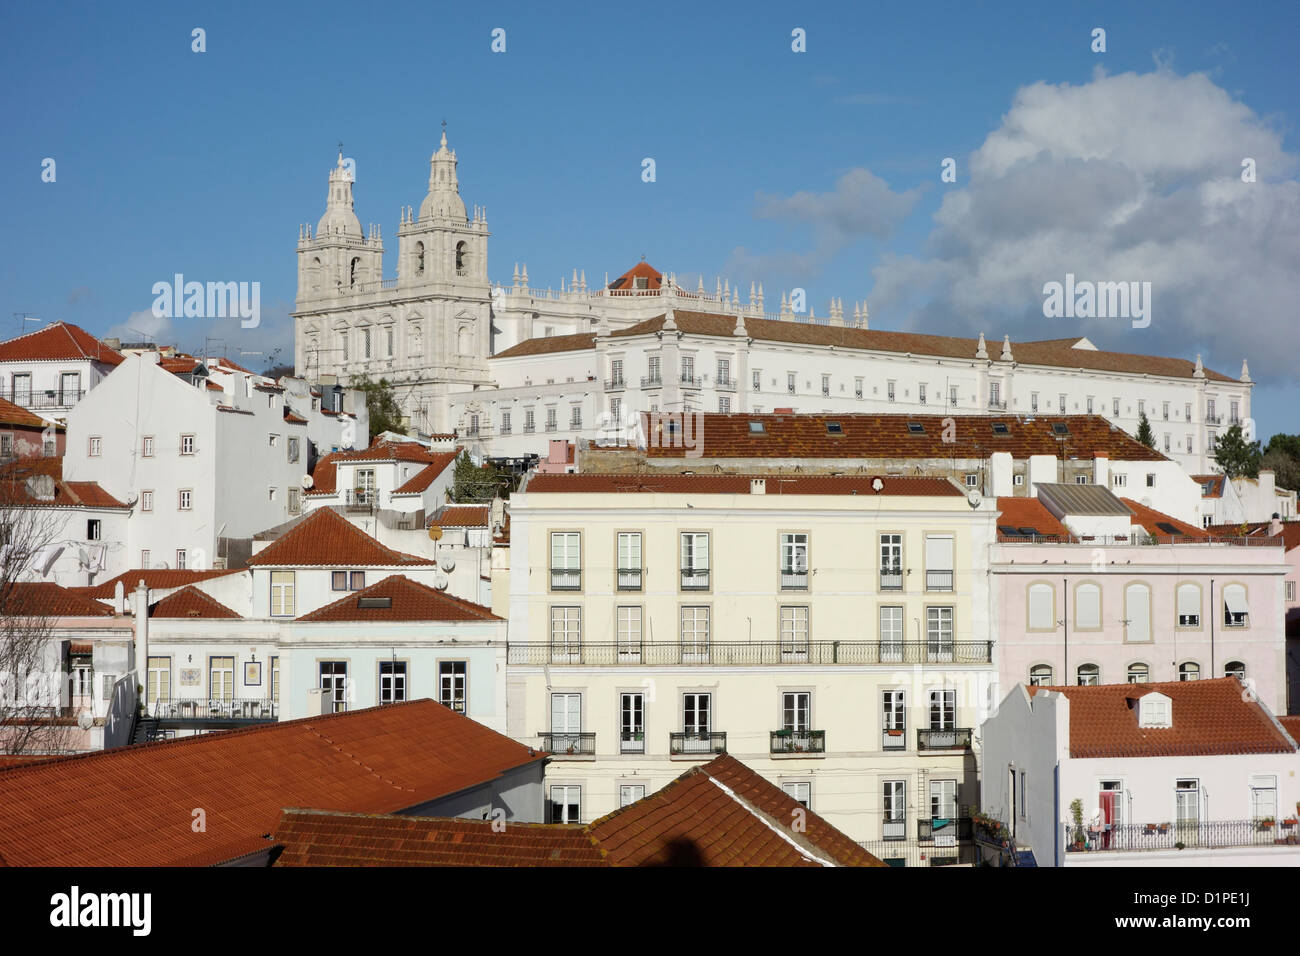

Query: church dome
[418,129,468,223]
[316,154,363,239]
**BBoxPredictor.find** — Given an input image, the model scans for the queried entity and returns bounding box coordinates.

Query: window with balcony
[883,780,906,839]
[681,356,695,385]
[147,656,171,709]
[780,532,808,589]
[926,607,954,660]
[679,693,713,753]
[780,606,809,660]
[438,661,466,713]
[548,694,583,759]
[617,606,642,662]
[550,532,581,589]
[647,355,661,386]
[879,606,903,663]
[570,406,582,428]
[617,531,642,589]
[681,606,710,661]
[924,534,954,591]
[380,661,407,704]
[930,778,957,822]
[680,532,709,589]
[717,359,731,387]
[929,689,955,730]
[549,607,581,662]
[609,359,624,387]
[879,534,902,590]
[620,692,645,753]
[882,689,905,749]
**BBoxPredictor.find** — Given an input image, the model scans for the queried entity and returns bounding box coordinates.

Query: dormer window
[1138,692,1172,728]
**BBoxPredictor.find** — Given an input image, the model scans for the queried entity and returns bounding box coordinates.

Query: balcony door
[620,692,644,753]
[60,371,80,405]
[883,780,906,840]
[879,606,903,662]
[929,779,957,824]
[319,661,348,713]
[209,656,234,712]
[1175,780,1200,844]
[550,693,582,751]
[1099,780,1123,849]
[682,693,711,752]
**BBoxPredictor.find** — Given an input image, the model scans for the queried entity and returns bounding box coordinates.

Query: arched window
[1076,663,1099,686]
[455,241,468,275]
[1075,582,1101,630]
[1029,665,1053,687]
[1223,583,1249,627]
[1178,662,1200,681]
[1125,583,1151,642]
[350,257,361,287]
[1027,583,1055,630]
[414,241,425,277]
[1225,660,1246,679]
[1126,662,1149,684]
[1176,582,1201,627]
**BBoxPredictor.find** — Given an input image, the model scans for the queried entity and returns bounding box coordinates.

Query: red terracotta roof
[0,397,55,429]
[305,451,341,495]
[84,568,241,599]
[995,497,1070,540]
[635,413,1166,462]
[1029,678,1298,759]
[296,574,500,622]
[392,451,459,494]
[492,311,1239,383]
[1279,716,1300,742]
[1193,474,1226,499]
[1,582,117,618]
[283,410,308,425]
[247,507,435,567]
[0,700,546,866]
[0,322,124,366]
[274,811,604,867]
[525,473,962,496]
[339,439,440,464]
[150,586,241,620]
[431,505,489,527]
[1120,497,1209,541]
[1207,520,1300,551]
[272,754,882,867]
[204,381,223,392]
[0,457,127,510]
[606,260,663,291]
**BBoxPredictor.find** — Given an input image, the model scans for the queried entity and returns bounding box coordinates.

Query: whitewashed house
[0,322,124,423]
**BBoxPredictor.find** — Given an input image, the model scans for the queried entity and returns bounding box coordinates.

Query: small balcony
[918,817,974,842]
[879,568,903,590]
[670,731,726,756]
[620,731,645,754]
[988,398,1007,410]
[345,489,375,512]
[545,421,558,432]
[716,377,736,392]
[149,698,278,722]
[550,568,581,590]
[617,567,642,590]
[641,374,662,388]
[855,389,863,399]
[523,423,536,434]
[917,727,973,751]
[780,569,808,590]
[926,569,954,591]
[680,374,700,389]
[770,729,825,755]
[11,389,86,409]
[604,377,626,391]
[882,819,907,841]
[1205,413,1222,424]
[540,732,595,757]
[882,728,906,750]
[1067,818,1300,854]
[680,567,710,590]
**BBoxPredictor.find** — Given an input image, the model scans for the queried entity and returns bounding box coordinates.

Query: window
[175,549,187,569]
[1230,400,1239,424]
[1223,583,1248,627]
[500,411,512,435]
[1178,662,1200,681]
[1059,393,1067,411]
[1111,473,1127,488]
[379,661,407,703]
[882,690,906,754]
[781,781,811,808]
[780,533,808,589]
[349,571,364,590]
[549,785,581,824]
[718,396,730,413]
[1125,583,1151,642]
[1225,660,1246,679]
[716,358,730,385]
[524,409,535,433]
[267,487,277,502]
[1163,434,1170,452]
[1076,663,1099,686]
[11,372,30,405]
[620,692,644,753]
[924,534,954,591]
[86,519,101,541]
[1287,581,1296,603]
[1250,775,1277,822]
[1186,434,1193,453]
[989,382,1001,406]
[781,691,811,735]
[1145,473,1156,488]
[1139,693,1171,727]
[1176,583,1200,627]
[1112,397,1121,418]
[930,778,957,821]
[681,606,710,660]
[270,571,295,617]
[1176,779,1200,828]
[210,656,235,703]
[964,474,977,487]
[146,656,170,707]
[549,607,581,661]
[140,550,150,568]
[610,359,624,386]
[680,532,709,589]
[1030,392,1039,412]
[88,436,101,456]
[753,369,761,391]
[1207,399,1217,420]
[332,571,348,591]
[616,532,642,590]
[550,532,581,589]
[949,385,958,406]
[619,784,645,807]
[918,383,927,405]
[780,606,809,659]
[1126,662,1149,683]
[879,534,902,589]
[787,372,796,394]
[439,661,466,713]
[570,405,582,428]
[616,606,642,661]
[879,606,903,662]
[1028,582,1055,630]
[0,435,9,458]
[1075,583,1101,629]
[180,434,195,455]
[1029,664,1053,686]
[926,607,954,660]
[288,437,300,463]
[545,407,557,431]
[883,780,906,838]
[288,487,301,514]
[1013,474,1024,486]
[142,436,154,457]
[178,489,192,510]
[681,356,695,382]
[386,327,394,357]
[887,380,896,402]
[928,689,955,731]
[854,376,864,398]
[268,433,279,448]
[609,398,621,423]
[1086,396,1094,414]
[1162,401,1170,421]
[683,692,711,740]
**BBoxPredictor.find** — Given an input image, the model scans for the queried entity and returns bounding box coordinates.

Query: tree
[1262,434,1300,491]
[349,374,404,438]
[0,463,76,755]
[1135,411,1156,449]
[450,452,517,502]
[1213,423,1262,479]
[262,363,295,380]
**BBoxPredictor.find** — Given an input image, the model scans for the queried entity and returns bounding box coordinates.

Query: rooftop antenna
[13,312,41,335]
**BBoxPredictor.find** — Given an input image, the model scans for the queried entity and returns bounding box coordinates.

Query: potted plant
[1259,817,1275,831]
[1281,816,1297,827]
[1157,822,1171,835]
[1069,798,1086,850]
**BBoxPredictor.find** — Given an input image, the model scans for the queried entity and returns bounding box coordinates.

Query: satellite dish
[301,474,314,489]
[871,477,884,493]
[428,526,443,541]
[433,572,449,590]
[968,490,982,509]
[77,712,93,731]
[440,556,456,572]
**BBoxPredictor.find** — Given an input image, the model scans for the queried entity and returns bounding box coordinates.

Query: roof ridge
[704,773,835,867]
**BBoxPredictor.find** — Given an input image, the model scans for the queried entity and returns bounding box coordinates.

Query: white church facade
[292,132,1253,475]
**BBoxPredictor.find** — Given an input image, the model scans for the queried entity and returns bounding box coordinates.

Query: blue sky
[4,1,1298,439]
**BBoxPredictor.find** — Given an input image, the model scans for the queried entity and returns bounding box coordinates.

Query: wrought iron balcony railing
[1067,818,1299,853]
[604,378,626,390]
[617,568,642,590]
[550,568,581,590]
[680,374,700,388]
[620,730,646,754]
[670,731,726,755]
[880,568,903,590]
[641,374,662,388]
[680,567,710,590]
[916,727,973,751]
[149,698,278,720]
[540,732,595,756]
[716,377,736,392]
[506,641,994,667]
[918,817,974,842]
[926,569,954,591]
[882,728,907,750]
[781,569,808,590]
[770,729,826,754]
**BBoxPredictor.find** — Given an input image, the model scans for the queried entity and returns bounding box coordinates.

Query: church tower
[296,151,384,310]
[397,127,490,290]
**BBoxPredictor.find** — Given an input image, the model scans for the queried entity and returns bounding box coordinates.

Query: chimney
[305,687,332,716]
[1259,469,1276,501]
[1270,512,1283,537]
[1093,452,1110,488]
[133,580,149,677]
[24,475,55,501]
[750,478,766,495]
[114,580,126,616]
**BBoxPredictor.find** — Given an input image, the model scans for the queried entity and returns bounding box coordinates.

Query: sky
[3,0,1298,439]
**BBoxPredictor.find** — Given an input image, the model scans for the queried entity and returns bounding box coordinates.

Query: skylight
[907,423,925,434]
[1052,423,1070,436]
[1156,522,1180,534]
[991,422,1010,435]
[748,421,765,434]
[826,421,843,434]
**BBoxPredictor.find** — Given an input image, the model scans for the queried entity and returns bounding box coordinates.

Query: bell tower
[296,149,384,306]
[397,125,490,289]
